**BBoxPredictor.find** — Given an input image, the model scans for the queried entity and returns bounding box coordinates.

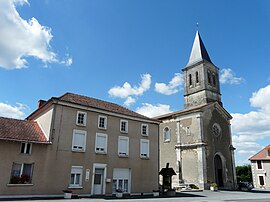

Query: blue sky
[1,0,270,165]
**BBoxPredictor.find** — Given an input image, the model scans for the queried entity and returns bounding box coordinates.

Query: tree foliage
[236,165,252,183]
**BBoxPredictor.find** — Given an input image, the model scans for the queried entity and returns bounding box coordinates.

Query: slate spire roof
[186,31,213,67]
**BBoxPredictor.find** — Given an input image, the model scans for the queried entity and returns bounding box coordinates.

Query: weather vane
[196,22,199,31]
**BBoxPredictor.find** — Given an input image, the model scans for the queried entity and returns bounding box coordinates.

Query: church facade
[156,31,237,190]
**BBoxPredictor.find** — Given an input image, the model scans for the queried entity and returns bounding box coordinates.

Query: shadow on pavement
[103,192,206,200]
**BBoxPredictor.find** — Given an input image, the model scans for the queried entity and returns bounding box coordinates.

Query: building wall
[203,107,236,189]
[0,103,159,195]
[159,105,236,190]
[159,112,205,188]
[251,160,270,189]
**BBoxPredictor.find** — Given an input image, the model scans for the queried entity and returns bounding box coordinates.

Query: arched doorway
[214,154,224,187]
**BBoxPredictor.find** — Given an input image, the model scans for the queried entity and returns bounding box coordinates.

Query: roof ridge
[58,92,155,121]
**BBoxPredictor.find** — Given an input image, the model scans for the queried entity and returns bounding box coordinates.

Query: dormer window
[76,111,87,126]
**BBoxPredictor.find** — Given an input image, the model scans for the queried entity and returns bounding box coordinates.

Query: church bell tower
[183,31,222,109]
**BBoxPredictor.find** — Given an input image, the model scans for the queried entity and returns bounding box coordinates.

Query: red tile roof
[56,93,157,122]
[0,117,49,143]
[249,145,270,161]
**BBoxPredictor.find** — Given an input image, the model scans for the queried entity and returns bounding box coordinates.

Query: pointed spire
[186,31,213,67]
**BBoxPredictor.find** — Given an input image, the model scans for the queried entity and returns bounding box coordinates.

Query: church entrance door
[214,155,224,187]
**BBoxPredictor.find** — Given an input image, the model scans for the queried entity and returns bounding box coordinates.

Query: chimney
[38,100,46,108]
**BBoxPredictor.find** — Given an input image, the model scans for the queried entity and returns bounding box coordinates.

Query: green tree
[236,165,252,183]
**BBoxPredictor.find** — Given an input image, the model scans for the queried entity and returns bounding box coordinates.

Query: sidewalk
[1,190,270,202]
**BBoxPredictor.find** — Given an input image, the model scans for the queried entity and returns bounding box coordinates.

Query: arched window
[164,127,171,142]
[196,71,199,83]
[189,74,192,86]
[208,71,212,84]
[212,74,216,86]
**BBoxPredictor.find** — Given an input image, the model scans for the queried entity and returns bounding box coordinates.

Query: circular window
[212,123,221,137]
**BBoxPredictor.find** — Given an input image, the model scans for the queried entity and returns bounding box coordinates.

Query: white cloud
[231,84,270,165]
[136,103,172,118]
[0,0,71,69]
[124,96,136,107]
[0,102,28,119]
[108,74,151,105]
[220,68,244,84]
[155,73,183,95]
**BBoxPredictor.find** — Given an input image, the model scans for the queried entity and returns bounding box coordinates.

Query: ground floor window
[10,163,33,184]
[258,175,265,186]
[113,179,128,193]
[70,166,83,187]
[112,168,131,193]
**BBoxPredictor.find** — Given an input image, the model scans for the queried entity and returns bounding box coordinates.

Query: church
[156,31,237,190]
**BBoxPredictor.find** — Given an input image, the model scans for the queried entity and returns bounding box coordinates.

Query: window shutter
[96,134,107,152]
[74,132,85,149]
[118,137,128,156]
[140,140,149,157]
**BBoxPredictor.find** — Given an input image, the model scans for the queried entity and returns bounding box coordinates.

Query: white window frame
[141,124,149,136]
[257,160,263,170]
[118,136,129,157]
[69,166,83,188]
[72,130,87,152]
[76,111,87,126]
[140,139,149,159]
[120,120,128,133]
[98,115,107,130]
[258,174,265,186]
[95,133,108,154]
[9,162,34,184]
[20,142,32,154]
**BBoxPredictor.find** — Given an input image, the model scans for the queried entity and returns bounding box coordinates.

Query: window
[72,130,87,152]
[120,120,128,133]
[258,175,265,186]
[76,111,87,126]
[140,139,149,158]
[268,149,270,157]
[189,74,192,86]
[141,124,148,136]
[196,71,199,83]
[112,168,131,193]
[95,133,108,154]
[20,142,32,154]
[212,74,216,86]
[98,115,107,130]
[118,136,129,157]
[257,160,262,169]
[9,163,33,184]
[164,127,171,142]
[186,126,191,135]
[70,166,83,187]
[212,123,221,137]
[207,71,212,84]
